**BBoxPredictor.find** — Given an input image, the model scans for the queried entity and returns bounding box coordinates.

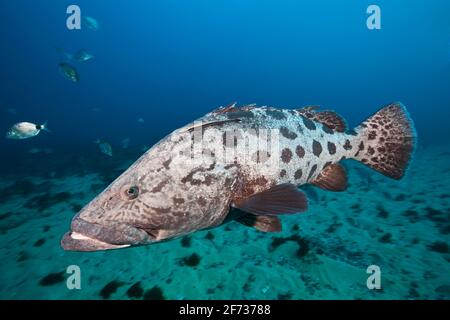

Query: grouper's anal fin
[236,214,282,233]
[311,163,348,192]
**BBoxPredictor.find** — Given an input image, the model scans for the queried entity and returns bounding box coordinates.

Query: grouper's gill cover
[61,102,416,251]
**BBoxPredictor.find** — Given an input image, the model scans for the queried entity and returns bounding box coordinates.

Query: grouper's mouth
[61,215,155,252]
[61,231,132,251]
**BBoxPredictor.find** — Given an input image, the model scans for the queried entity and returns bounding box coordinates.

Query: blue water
[0,1,449,300]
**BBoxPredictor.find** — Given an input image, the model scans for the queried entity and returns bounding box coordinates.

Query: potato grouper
[61,102,416,251]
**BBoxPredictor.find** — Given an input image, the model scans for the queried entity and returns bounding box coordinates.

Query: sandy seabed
[0,144,449,300]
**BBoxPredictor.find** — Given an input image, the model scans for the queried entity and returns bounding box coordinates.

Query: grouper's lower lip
[61,215,154,252]
[61,232,131,251]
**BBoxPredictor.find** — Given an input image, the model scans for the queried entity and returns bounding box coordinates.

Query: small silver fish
[121,138,130,149]
[6,108,17,115]
[28,147,54,155]
[6,122,49,140]
[94,140,113,157]
[74,49,94,62]
[83,16,99,31]
[58,63,79,82]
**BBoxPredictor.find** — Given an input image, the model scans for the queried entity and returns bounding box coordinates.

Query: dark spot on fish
[307,164,317,180]
[297,124,304,134]
[367,146,375,155]
[327,142,336,155]
[322,124,334,134]
[280,169,287,178]
[294,169,303,180]
[181,164,215,186]
[197,197,207,206]
[280,126,297,140]
[368,131,377,140]
[343,140,352,150]
[281,148,293,163]
[162,159,172,169]
[126,282,144,299]
[357,142,365,155]
[100,280,124,299]
[357,141,364,151]
[39,272,65,286]
[312,140,322,157]
[173,197,185,205]
[296,145,305,158]
[302,116,316,130]
[151,180,168,193]
[224,163,237,170]
[266,109,286,120]
[143,286,166,300]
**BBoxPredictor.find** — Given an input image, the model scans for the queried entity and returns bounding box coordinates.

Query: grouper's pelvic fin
[351,102,416,180]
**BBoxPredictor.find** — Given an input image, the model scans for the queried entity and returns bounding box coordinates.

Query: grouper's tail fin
[352,102,417,180]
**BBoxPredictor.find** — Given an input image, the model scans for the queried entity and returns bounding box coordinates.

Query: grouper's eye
[122,185,140,200]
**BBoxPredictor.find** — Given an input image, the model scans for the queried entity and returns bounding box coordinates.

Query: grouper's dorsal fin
[212,102,258,115]
[233,183,308,215]
[236,214,282,233]
[213,102,238,114]
[311,163,348,191]
[297,106,347,132]
[181,118,242,133]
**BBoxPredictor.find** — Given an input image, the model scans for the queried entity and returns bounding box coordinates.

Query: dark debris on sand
[428,241,449,254]
[99,280,124,299]
[126,282,144,299]
[179,253,201,267]
[269,235,310,258]
[180,236,192,248]
[143,286,165,300]
[24,192,72,211]
[39,271,65,286]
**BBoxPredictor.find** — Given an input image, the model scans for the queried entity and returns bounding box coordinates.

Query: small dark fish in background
[58,63,79,82]
[61,102,416,251]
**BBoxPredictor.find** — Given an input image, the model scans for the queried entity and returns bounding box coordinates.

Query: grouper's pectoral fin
[236,214,282,233]
[311,163,348,191]
[233,183,308,216]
